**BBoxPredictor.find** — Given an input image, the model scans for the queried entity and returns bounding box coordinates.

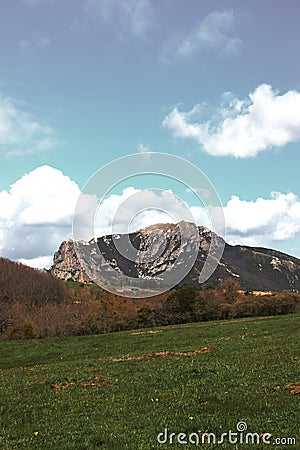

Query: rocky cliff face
[50,239,91,283]
[49,223,300,292]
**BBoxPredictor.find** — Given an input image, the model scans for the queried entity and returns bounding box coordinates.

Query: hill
[0,256,299,340]
[0,313,299,449]
[50,222,300,292]
[0,257,72,305]
[0,257,168,339]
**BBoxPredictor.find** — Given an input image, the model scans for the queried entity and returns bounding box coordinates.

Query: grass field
[0,313,299,449]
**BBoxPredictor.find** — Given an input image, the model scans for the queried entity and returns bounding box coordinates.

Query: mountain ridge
[49,222,300,292]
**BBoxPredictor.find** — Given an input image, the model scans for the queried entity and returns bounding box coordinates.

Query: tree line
[136,280,300,328]
[0,258,299,340]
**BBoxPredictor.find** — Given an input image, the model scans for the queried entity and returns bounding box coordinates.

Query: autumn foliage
[0,258,299,340]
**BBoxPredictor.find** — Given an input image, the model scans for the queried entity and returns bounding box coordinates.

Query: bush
[9,323,37,340]
[164,285,198,323]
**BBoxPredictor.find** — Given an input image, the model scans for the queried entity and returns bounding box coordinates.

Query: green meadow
[0,313,299,449]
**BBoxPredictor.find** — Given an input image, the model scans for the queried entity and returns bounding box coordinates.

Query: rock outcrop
[50,239,91,283]
[49,223,300,292]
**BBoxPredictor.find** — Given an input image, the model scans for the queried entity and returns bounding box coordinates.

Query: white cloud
[0,93,56,156]
[92,188,300,251]
[190,192,300,248]
[84,0,153,38]
[94,188,178,236]
[161,9,242,62]
[137,143,151,153]
[223,192,300,246]
[91,187,203,238]
[0,166,80,268]
[18,255,54,270]
[2,166,300,269]
[163,84,300,157]
[94,187,140,236]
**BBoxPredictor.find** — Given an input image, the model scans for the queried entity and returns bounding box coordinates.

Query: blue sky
[1,0,300,267]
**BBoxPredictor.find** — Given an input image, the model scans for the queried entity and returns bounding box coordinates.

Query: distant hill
[0,257,71,305]
[49,222,300,292]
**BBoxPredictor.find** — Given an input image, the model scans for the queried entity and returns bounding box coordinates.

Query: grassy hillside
[0,313,299,449]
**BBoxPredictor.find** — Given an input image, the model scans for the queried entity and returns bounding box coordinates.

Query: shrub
[9,323,37,340]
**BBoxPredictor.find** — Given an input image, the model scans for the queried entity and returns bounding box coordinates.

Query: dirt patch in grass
[81,375,114,388]
[51,369,113,391]
[285,383,300,395]
[131,330,163,335]
[108,347,212,362]
[50,372,114,391]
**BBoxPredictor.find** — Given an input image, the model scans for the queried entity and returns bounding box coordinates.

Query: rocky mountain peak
[49,222,300,292]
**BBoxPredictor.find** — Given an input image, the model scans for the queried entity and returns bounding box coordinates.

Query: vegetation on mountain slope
[0,258,299,340]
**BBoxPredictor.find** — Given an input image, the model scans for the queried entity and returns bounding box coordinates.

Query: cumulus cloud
[189,192,300,248]
[93,187,192,237]
[223,192,300,246]
[163,84,300,157]
[95,187,300,246]
[91,188,300,253]
[0,93,57,157]
[18,255,54,270]
[2,166,300,269]
[84,0,153,38]
[0,166,80,268]
[161,9,242,62]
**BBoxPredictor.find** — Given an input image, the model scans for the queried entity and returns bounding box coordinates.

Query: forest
[0,257,299,340]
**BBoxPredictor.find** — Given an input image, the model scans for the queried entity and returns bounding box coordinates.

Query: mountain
[49,222,300,292]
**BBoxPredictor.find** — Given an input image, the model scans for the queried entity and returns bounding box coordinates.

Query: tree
[164,285,198,323]
[219,278,241,304]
